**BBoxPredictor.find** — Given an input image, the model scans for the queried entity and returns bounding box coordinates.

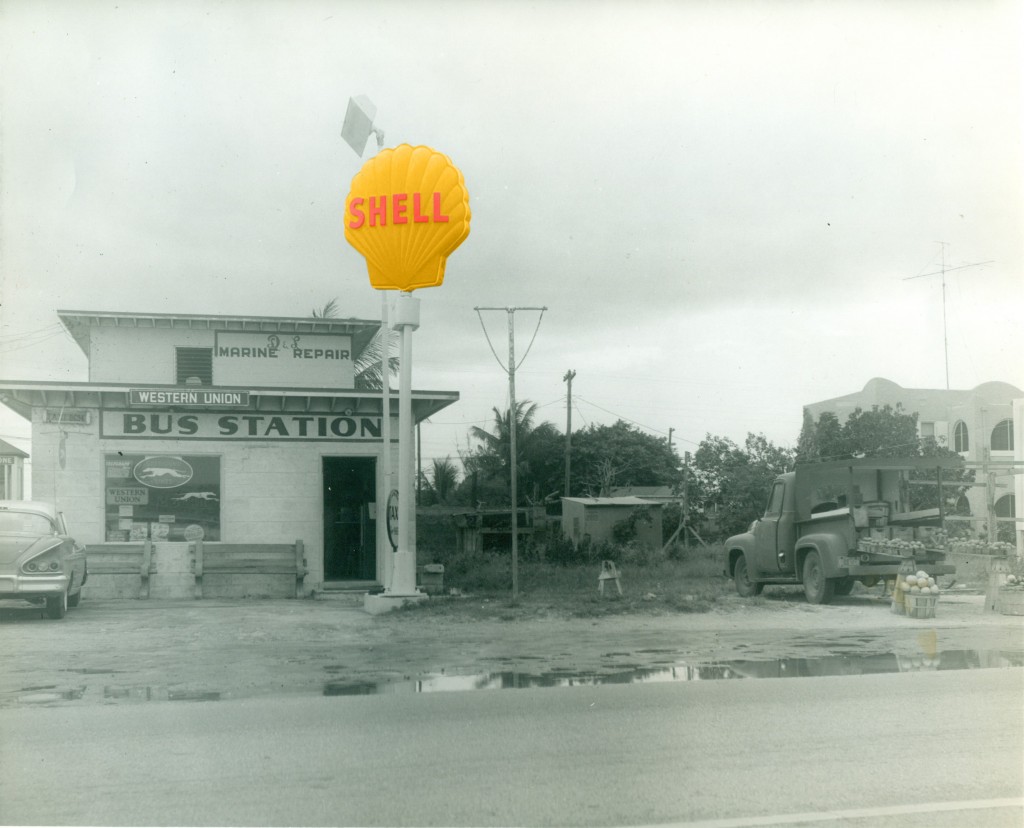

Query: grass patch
[400,542,733,620]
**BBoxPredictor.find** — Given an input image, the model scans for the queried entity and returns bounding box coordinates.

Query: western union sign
[130,389,250,407]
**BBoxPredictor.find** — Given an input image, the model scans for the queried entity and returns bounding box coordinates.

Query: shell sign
[344,144,471,291]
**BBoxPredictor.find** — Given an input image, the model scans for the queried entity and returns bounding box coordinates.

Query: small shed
[561,496,664,548]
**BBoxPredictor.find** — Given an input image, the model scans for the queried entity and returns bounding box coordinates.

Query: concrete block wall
[28,402,395,595]
[148,543,194,599]
[30,410,105,543]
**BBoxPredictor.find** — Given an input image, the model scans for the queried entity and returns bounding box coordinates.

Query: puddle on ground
[19,687,86,703]
[322,648,1024,696]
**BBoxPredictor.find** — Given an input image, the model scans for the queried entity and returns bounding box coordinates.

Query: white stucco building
[0,310,457,596]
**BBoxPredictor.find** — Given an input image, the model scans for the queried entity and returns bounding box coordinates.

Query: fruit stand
[947,540,1022,614]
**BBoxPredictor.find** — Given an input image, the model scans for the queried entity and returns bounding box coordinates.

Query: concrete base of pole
[363,591,428,615]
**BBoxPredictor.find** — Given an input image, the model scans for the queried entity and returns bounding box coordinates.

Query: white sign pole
[386,290,421,596]
[379,292,394,590]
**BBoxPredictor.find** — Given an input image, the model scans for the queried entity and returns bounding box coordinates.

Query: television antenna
[903,243,993,390]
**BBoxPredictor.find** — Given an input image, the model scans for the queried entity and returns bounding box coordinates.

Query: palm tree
[312,298,398,390]
[430,456,460,504]
[469,401,542,465]
[467,401,561,505]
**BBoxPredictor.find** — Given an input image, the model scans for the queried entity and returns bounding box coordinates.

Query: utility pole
[563,370,576,497]
[682,451,691,547]
[903,244,993,390]
[475,306,547,600]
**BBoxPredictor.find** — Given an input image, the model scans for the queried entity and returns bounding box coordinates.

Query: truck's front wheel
[734,555,763,597]
[802,552,834,605]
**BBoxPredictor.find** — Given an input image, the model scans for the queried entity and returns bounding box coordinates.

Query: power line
[0,323,64,341]
[574,395,701,446]
[0,329,69,353]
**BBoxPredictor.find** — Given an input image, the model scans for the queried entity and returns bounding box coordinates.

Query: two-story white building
[804,377,1020,542]
[0,309,458,597]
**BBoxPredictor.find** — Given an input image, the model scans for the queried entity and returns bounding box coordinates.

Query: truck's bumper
[837,557,955,578]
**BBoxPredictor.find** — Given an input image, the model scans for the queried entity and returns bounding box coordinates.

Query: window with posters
[104,454,221,542]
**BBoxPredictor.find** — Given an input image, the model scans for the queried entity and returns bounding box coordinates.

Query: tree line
[419,401,968,540]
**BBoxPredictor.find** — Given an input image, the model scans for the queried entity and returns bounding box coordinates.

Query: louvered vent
[175,348,213,385]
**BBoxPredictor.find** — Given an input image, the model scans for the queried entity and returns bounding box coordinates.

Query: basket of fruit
[997,572,1024,617]
[894,570,941,619]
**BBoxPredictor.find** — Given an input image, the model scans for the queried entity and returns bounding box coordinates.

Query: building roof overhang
[0,380,458,424]
[57,309,383,359]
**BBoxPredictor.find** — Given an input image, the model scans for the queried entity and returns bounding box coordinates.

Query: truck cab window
[765,482,785,516]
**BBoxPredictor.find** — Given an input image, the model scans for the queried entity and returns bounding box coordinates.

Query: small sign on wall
[107,487,150,506]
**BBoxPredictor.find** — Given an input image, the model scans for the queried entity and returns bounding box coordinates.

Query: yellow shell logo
[344,144,471,291]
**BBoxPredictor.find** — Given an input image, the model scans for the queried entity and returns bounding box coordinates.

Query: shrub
[611,506,653,544]
[434,549,512,592]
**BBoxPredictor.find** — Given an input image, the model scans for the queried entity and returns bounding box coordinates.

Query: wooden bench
[84,541,155,598]
[190,540,307,598]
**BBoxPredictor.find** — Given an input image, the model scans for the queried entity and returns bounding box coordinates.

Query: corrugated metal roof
[561,496,660,506]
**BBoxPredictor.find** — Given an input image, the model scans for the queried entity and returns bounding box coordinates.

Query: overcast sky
[1,0,1021,475]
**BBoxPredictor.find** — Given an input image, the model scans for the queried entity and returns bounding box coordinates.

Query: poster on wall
[103,453,221,542]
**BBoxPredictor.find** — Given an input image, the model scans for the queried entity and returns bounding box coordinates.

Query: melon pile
[899,570,940,596]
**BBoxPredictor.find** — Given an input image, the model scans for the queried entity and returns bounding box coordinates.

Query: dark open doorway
[322,457,377,582]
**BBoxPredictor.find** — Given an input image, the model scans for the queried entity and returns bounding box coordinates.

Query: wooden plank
[203,562,298,574]
[87,560,143,575]
[203,543,301,577]
[85,547,146,575]
[205,545,296,554]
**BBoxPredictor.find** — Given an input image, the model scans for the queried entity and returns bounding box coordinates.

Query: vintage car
[0,500,86,618]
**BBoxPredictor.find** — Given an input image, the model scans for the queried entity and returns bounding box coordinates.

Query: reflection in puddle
[168,690,221,702]
[102,686,221,703]
[13,685,223,705]
[323,649,1024,696]
[19,687,85,703]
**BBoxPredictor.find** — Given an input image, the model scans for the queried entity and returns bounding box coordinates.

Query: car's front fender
[723,532,756,578]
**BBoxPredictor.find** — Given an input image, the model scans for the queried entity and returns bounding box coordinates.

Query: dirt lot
[1,587,1022,707]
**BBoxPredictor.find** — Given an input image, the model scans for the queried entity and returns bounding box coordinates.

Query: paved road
[1,667,1021,826]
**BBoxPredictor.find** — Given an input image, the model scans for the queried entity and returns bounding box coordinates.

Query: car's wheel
[802,551,834,605]
[833,577,855,596]
[68,590,81,608]
[734,555,763,597]
[45,590,68,619]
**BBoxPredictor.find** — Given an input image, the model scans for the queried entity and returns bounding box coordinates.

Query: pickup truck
[723,457,961,604]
